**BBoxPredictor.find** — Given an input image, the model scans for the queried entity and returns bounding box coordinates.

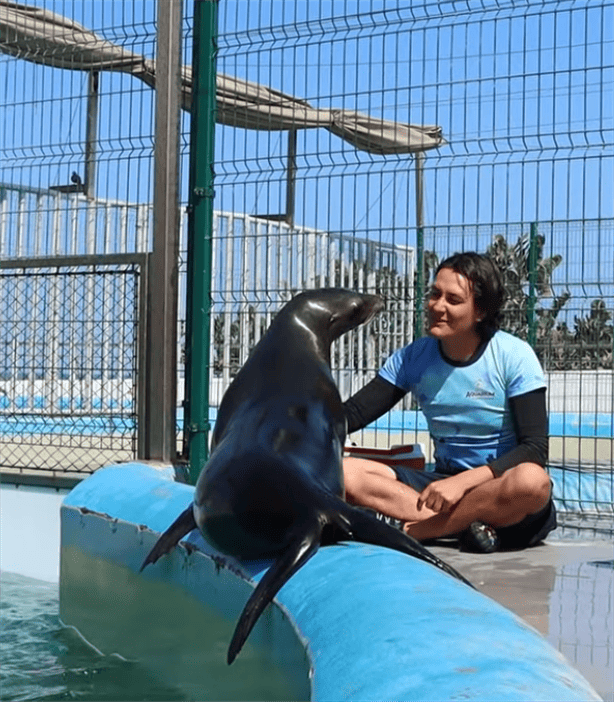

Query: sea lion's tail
[228,501,472,665]
[228,513,325,664]
[331,499,474,588]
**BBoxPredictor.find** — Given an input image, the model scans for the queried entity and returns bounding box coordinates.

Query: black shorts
[390,464,557,549]
[495,498,557,549]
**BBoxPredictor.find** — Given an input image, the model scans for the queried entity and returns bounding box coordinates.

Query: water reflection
[549,559,614,702]
[432,542,613,701]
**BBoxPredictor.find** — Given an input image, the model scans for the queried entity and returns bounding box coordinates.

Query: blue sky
[1,0,612,300]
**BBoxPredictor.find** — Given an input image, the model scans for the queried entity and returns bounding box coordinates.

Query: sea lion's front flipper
[140,504,197,571]
[333,501,474,588]
[227,515,324,665]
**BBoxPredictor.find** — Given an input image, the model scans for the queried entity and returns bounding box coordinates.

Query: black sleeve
[343,375,407,434]
[488,387,549,477]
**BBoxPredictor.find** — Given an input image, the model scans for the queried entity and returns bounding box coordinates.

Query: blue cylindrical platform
[60,463,602,701]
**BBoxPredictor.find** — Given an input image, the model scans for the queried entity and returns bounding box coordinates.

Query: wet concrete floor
[429,538,613,701]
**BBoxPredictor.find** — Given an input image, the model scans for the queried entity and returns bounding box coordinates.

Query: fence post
[84,71,99,198]
[185,0,218,485]
[527,221,538,348]
[141,0,183,463]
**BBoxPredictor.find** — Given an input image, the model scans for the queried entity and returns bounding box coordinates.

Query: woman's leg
[403,462,552,541]
[343,457,438,522]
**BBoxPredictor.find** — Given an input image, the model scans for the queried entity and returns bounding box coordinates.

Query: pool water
[2,551,612,701]
[0,571,186,702]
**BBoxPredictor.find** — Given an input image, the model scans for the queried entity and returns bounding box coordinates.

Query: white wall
[547,371,614,414]
[0,484,67,583]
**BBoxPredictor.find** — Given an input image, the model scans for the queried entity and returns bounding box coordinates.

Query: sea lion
[141,288,472,663]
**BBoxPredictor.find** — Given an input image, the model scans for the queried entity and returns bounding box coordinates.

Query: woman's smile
[428,267,483,361]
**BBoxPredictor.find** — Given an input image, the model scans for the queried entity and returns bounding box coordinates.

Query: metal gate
[0,254,147,478]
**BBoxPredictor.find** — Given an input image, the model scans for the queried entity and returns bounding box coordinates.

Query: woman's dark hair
[434,252,506,338]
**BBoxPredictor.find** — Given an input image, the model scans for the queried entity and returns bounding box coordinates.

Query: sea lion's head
[289,288,385,343]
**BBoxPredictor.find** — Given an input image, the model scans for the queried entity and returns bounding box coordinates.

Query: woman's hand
[416,466,495,513]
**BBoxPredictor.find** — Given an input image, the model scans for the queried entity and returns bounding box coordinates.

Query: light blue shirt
[379,331,547,472]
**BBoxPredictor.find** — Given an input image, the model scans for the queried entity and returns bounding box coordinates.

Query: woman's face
[428,267,483,342]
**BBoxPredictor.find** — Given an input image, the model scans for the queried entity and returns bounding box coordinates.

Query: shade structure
[0,0,445,155]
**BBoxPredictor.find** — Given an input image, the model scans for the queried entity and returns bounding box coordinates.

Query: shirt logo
[466,378,495,399]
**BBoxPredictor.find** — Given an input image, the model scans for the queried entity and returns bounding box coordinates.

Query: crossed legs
[343,457,552,542]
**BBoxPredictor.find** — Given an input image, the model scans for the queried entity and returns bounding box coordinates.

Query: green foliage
[485,233,612,370]
[418,233,612,370]
[485,233,570,347]
[568,300,613,370]
[213,305,266,376]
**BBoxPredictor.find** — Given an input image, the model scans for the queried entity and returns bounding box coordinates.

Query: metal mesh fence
[418,219,613,518]
[0,256,144,475]
[212,1,613,521]
[1,0,155,474]
[0,1,612,518]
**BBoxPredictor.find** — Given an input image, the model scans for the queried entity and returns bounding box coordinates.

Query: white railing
[5,184,614,423]
[0,184,151,258]
[199,209,414,396]
[1,183,415,407]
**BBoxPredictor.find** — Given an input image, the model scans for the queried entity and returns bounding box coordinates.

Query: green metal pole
[185,0,218,485]
[527,221,538,348]
[414,226,424,339]
[413,153,425,340]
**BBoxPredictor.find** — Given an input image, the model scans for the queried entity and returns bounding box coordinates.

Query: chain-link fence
[0,1,612,522]
[0,255,146,476]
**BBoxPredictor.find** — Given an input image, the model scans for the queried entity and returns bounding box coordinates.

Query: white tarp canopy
[0,0,446,155]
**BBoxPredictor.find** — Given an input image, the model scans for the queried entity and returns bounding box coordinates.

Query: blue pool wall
[59,462,602,701]
[2,401,612,438]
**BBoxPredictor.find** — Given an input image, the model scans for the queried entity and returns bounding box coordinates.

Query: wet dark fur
[141,289,472,663]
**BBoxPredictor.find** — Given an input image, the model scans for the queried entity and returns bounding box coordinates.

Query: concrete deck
[429,538,613,702]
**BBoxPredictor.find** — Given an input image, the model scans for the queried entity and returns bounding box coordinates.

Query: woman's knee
[502,462,551,509]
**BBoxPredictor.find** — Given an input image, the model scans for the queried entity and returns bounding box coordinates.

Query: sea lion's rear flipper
[333,501,474,588]
[227,515,324,665]
[140,504,197,572]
